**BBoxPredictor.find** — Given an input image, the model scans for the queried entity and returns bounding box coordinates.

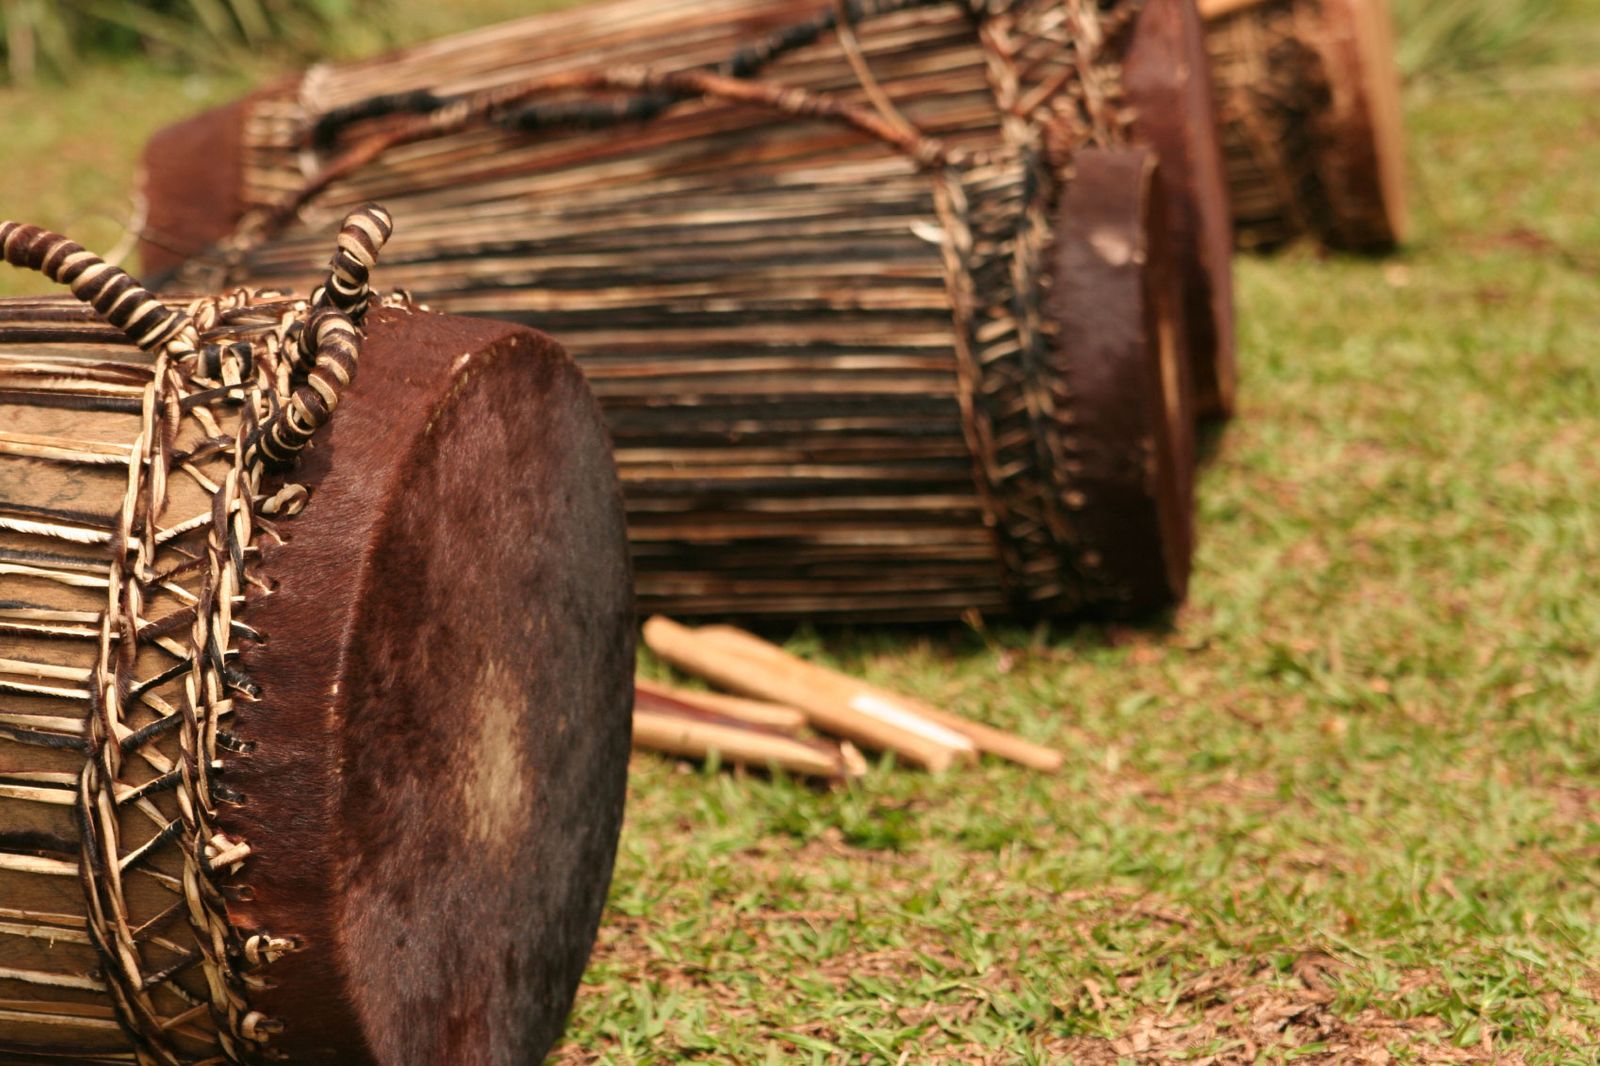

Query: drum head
[140,95,253,282]
[226,309,633,1065]
[1051,147,1196,614]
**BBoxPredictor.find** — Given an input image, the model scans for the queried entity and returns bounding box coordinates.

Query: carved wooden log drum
[1199,0,1409,250]
[0,212,633,1065]
[139,0,1202,622]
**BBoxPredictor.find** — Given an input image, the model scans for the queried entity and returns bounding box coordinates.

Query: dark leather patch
[1052,147,1196,614]
[138,95,252,280]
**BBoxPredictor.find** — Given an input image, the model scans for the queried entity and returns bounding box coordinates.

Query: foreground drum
[1200,0,1409,250]
[141,0,1204,622]
[0,215,633,1064]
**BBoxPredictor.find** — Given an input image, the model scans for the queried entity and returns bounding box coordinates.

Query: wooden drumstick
[642,617,976,773]
[694,625,1065,773]
[633,704,863,781]
[635,678,806,733]
[1195,0,1273,17]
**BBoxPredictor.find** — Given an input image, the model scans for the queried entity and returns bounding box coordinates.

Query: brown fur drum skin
[227,309,635,1065]
[1053,147,1195,610]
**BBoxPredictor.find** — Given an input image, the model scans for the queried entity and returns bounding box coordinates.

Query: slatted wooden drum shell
[141,0,1201,622]
[0,223,633,1065]
[1200,0,1408,250]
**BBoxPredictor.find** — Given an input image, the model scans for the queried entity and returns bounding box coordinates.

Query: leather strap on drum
[0,207,390,1065]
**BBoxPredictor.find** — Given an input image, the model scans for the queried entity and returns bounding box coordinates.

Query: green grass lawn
[1,8,1596,1064]
[595,79,1600,1066]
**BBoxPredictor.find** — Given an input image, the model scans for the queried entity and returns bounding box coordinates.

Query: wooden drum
[0,214,633,1064]
[1200,0,1409,250]
[140,0,1205,622]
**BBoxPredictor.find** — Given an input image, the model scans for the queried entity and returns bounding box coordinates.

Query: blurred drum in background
[0,215,632,1065]
[1200,0,1409,250]
[140,0,1222,622]
[1124,0,1237,418]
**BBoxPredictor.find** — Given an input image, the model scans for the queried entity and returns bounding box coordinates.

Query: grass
[1391,0,1597,78]
[1,3,1597,1063]
[594,50,1600,1066]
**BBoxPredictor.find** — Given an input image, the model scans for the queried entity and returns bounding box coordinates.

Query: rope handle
[305,202,393,328]
[248,49,952,240]
[253,202,394,469]
[305,0,948,148]
[251,308,361,468]
[0,206,392,474]
[0,221,190,351]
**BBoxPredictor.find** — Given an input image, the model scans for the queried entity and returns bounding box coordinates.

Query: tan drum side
[0,204,389,1060]
[1202,0,1407,250]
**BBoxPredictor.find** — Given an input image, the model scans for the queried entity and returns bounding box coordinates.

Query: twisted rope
[307,0,953,147]
[252,308,361,468]
[242,64,953,244]
[0,222,188,352]
[935,0,1140,610]
[307,202,394,324]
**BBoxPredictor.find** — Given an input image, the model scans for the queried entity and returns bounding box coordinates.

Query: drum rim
[1047,145,1197,615]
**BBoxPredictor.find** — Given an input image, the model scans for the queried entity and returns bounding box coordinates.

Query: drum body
[142,0,1200,622]
[1201,0,1408,250]
[0,281,632,1064]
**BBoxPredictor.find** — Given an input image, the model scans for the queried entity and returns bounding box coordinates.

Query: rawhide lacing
[933,0,1143,611]
[0,204,391,1065]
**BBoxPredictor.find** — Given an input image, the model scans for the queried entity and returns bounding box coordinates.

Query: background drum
[139,0,1219,623]
[0,214,633,1065]
[1200,0,1409,250]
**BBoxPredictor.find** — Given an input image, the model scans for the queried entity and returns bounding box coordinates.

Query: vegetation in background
[0,0,362,82]
[1390,0,1595,79]
[0,0,1596,1061]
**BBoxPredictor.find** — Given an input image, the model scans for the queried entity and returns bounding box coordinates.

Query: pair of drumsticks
[636,617,1064,782]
